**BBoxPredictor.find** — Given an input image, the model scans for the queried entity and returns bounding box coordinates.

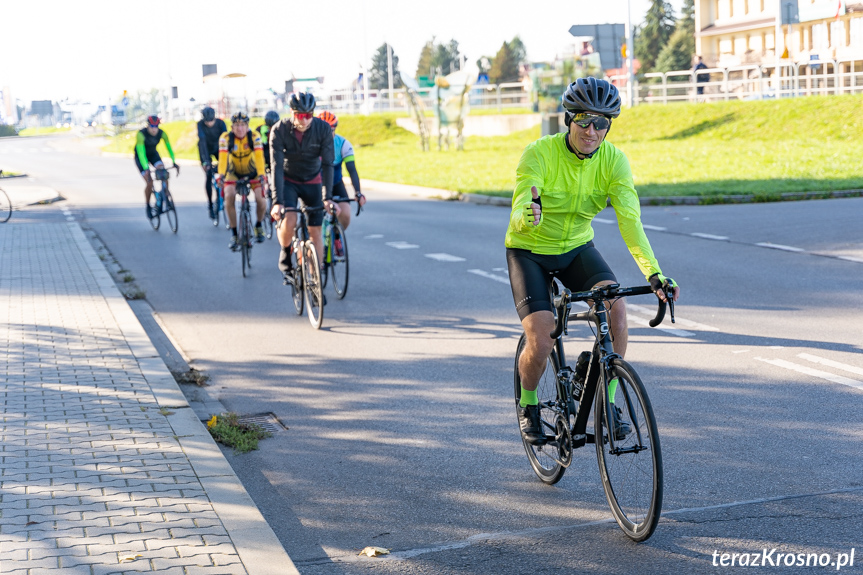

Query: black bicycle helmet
[289,92,316,113]
[231,111,250,124]
[562,77,621,118]
[264,110,280,127]
[201,106,216,122]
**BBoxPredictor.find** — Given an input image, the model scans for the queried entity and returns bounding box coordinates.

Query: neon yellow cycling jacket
[505,132,662,280]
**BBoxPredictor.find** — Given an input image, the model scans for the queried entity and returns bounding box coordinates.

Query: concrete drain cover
[235,413,288,433]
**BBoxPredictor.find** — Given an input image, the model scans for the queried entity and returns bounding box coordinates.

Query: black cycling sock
[231,227,237,237]
[255,221,263,228]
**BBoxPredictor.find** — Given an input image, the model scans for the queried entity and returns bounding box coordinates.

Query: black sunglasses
[571,113,611,131]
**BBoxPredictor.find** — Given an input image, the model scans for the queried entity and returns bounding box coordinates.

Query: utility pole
[625,0,635,107]
[387,43,394,112]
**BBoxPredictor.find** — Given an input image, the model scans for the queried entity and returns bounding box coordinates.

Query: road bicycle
[234,177,255,278]
[147,166,178,233]
[277,205,325,329]
[514,281,674,541]
[0,186,11,223]
[320,197,362,299]
[208,163,228,229]
[263,170,275,240]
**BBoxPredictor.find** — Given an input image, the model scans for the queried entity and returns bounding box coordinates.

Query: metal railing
[313,82,531,113]
[609,59,863,104]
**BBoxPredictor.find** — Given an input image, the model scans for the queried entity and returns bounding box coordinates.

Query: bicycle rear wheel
[165,189,178,233]
[0,188,11,223]
[513,334,567,485]
[302,242,324,329]
[240,208,252,277]
[595,358,663,542]
[330,219,349,299]
[148,192,161,230]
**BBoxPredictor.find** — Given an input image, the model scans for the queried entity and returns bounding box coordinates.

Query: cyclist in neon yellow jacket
[134,115,178,219]
[506,77,680,446]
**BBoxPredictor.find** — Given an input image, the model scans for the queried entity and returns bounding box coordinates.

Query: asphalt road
[3,134,862,574]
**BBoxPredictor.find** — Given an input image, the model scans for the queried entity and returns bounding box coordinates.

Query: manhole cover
[234,413,288,433]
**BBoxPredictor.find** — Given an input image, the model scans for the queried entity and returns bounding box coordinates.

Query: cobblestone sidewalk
[0,213,296,574]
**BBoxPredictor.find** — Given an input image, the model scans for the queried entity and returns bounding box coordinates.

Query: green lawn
[103,95,863,199]
[18,126,72,136]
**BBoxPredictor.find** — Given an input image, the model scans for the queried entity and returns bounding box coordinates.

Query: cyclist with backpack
[317,110,366,233]
[216,112,267,251]
[197,106,227,220]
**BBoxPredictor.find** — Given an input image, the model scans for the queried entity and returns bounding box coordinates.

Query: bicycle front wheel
[513,334,567,485]
[240,209,251,277]
[302,242,324,329]
[330,218,349,299]
[165,190,178,233]
[0,188,11,223]
[594,358,663,542]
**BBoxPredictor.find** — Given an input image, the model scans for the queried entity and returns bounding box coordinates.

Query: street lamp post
[625,0,635,107]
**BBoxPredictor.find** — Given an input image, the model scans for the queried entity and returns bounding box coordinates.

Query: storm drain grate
[234,412,288,433]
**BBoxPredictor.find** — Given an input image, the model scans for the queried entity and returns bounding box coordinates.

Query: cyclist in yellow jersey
[216,112,267,251]
[506,78,680,445]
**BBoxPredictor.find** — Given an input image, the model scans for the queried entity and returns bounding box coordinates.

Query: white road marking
[627,304,719,331]
[627,315,695,337]
[755,357,863,390]
[425,253,466,262]
[492,267,506,272]
[364,234,383,239]
[755,242,805,252]
[797,353,863,377]
[837,255,863,263]
[593,217,614,224]
[691,232,729,241]
[732,349,751,354]
[385,241,419,249]
[467,269,510,285]
[642,224,667,231]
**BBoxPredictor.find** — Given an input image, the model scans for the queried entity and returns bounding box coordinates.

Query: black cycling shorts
[282,180,324,227]
[332,179,350,202]
[506,242,617,321]
[134,150,162,174]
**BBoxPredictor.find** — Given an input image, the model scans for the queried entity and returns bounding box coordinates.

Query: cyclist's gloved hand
[528,186,542,226]
[356,191,366,207]
[649,273,679,302]
[174,164,181,176]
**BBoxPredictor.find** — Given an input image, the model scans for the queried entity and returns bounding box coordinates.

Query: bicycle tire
[290,247,303,316]
[240,209,251,277]
[165,190,178,233]
[0,188,11,222]
[320,220,330,289]
[302,242,324,329]
[513,334,567,485]
[594,358,663,542]
[264,197,274,239]
[330,218,349,299]
[148,192,161,231]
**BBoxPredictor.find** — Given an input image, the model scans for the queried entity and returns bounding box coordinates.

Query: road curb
[65,217,300,575]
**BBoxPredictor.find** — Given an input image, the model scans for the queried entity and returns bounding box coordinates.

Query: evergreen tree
[635,0,676,72]
[370,43,403,89]
[509,35,527,66]
[489,41,520,84]
[654,0,695,72]
[416,40,435,78]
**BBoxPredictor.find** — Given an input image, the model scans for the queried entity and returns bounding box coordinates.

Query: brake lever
[666,288,675,323]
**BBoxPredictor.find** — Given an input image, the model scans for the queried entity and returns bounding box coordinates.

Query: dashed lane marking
[627,315,696,337]
[755,242,805,252]
[691,232,730,241]
[627,304,719,331]
[425,253,466,262]
[642,224,667,231]
[594,217,614,224]
[755,357,863,390]
[467,269,510,285]
[797,353,863,377]
[386,241,419,249]
[364,234,384,239]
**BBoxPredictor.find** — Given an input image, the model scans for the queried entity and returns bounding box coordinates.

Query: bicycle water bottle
[572,351,591,399]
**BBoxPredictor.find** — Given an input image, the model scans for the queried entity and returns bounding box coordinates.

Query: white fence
[314,82,531,113]
[610,59,863,104]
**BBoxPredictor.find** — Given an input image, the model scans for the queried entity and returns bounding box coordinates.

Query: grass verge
[18,126,72,136]
[207,413,272,454]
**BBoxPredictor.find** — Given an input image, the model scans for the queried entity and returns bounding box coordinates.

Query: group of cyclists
[133,92,366,288]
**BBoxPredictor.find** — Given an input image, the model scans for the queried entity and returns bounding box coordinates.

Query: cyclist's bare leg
[142,172,154,205]
[591,279,628,358]
[224,184,237,228]
[253,184,266,223]
[518,310,556,392]
[276,212,297,248]
[336,201,351,230]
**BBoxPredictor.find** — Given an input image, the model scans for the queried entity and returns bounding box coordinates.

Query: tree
[416,38,462,78]
[654,0,695,72]
[416,40,435,78]
[489,41,520,84]
[635,0,676,72]
[369,43,403,90]
[509,35,527,67]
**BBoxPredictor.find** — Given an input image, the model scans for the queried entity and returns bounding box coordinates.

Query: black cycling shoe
[518,404,545,445]
[609,404,632,441]
[208,204,215,220]
[228,237,240,252]
[282,272,295,287]
[254,226,265,243]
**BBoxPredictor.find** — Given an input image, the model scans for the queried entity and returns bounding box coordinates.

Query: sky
[1,0,684,105]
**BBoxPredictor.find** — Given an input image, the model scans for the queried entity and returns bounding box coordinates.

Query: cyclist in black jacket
[197,106,227,220]
[269,92,336,280]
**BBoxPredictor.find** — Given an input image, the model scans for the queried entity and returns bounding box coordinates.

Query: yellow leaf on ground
[122,554,143,562]
[358,546,390,557]
[207,415,218,429]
